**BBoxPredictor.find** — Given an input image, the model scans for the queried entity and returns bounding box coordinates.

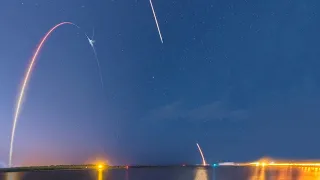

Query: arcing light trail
[85,28,104,88]
[9,22,103,167]
[196,143,207,166]
[149,0,163,43]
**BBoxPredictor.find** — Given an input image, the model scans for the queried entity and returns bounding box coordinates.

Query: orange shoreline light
[218,157,320,167]
[97,164,104,170]
[248,162,320,167]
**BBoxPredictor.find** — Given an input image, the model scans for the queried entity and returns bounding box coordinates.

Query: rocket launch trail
[149,0,163,43]
[196,143,207,166]
[9,22,103,167]
[84,33,104,88]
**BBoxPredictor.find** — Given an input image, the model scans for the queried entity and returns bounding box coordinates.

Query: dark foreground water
[0,166,319,180]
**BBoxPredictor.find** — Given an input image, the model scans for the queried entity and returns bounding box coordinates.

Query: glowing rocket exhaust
[8,22,103,167]
[196,143,207,166]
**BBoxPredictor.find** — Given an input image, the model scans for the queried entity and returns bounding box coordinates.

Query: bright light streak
[84,33,104,88]
[149,0,163,43]
[8,22,103,167]
[196,143,207,166]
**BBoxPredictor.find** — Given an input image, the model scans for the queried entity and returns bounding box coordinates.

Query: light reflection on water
[97,169,103,180]
[194,167,209,180]
[3,166,320,180]
[243,166,320,180]
[5,172,23,180]
[0,167,211,180]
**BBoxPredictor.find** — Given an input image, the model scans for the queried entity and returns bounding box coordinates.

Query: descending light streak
[9,22,102,167]
[149,0,163,43]
[196,143,207,166]
[84,33,104,88]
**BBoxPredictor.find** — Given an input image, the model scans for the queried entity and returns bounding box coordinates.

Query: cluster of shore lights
[250,162,320,167]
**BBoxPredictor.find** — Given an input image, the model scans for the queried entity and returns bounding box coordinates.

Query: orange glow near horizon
[97,164,104,170]
[244,157,320,167]
[85,155,110,166]
[249,162,320,167]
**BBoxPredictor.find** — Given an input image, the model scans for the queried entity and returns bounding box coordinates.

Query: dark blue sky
[1,0,320,166]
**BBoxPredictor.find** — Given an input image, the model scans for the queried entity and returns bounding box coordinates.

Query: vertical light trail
[8,22,102,167]
[196,143,207,166]
[149,0,163,43]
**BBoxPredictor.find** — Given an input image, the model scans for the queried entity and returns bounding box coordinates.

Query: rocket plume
[9,22,103,167]
[196,143,207,166]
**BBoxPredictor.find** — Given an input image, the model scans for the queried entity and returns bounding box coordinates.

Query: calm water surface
[0,166,319,180]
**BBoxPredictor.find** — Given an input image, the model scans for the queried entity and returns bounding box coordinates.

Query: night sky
[1,0,320,166]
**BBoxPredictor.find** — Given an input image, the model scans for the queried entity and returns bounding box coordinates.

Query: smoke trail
[9,22,103,167]
[196,143,207,166]
[149,0,163,43]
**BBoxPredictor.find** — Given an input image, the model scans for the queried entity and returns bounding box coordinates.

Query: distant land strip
[0,164,210,172]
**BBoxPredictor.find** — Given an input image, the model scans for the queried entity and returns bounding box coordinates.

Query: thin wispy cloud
[142,101,248,122]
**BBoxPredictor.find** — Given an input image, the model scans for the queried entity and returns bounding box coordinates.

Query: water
[0,167,212,180]
[0,166,319,180]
